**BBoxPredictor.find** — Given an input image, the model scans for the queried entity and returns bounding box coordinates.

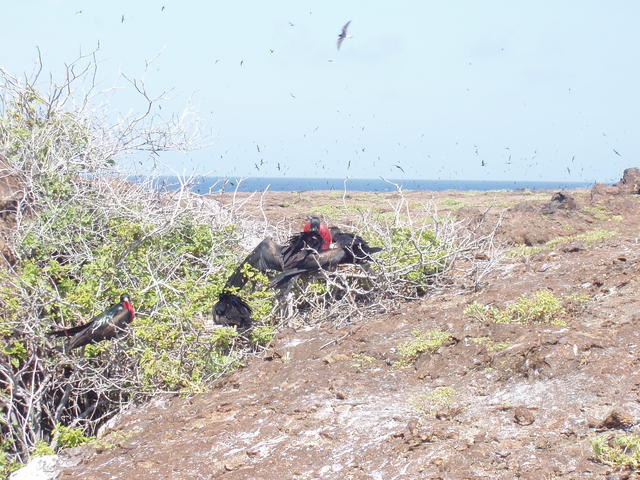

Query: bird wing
[271,248,348,287]
[47,322,91,338]
[224,239,284,290]
[282,231,323,267]
[342,20,351,35]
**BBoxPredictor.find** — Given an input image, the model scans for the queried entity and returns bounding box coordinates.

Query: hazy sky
[3,1,639,182]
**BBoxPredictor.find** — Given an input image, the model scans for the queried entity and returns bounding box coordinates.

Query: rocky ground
[18,172,640,479]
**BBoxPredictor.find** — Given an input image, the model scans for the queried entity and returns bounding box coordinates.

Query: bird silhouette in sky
[337,21,352,50]
[613,148,622,156]
[394,164,405,173]
[121,14,125,23]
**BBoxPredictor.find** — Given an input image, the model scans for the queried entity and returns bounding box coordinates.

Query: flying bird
[48,294,135,350]
[613,149,622,157]
[337,21,352,50]
[121,14,125,23]
[393,164,405,173]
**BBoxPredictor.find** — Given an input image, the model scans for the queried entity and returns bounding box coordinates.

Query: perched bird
[281,230,325,267]
[213,222,326,326]
[271,227,382,288]
[48,294,135,350]
[303,216,332,250]
[337,21,352,50]
[329,226,383,262]
[213,292,253,329]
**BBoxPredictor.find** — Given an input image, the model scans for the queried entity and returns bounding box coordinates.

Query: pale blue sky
[3,1,639,182]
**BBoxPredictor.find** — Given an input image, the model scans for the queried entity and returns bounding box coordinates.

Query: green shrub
[396,329,451,365]
[464,289,577,325]
[52,424,94,449]
[591,434,640,468]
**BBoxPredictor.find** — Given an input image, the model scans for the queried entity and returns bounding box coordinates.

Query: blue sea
[138,176,593,193]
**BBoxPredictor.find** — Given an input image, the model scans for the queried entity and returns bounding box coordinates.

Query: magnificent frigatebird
[213,231,324,327]
[303,215,331,250]
[48,294,135,350]
[329,226,383,263]
[213,292,253,329]
[270,226,382,288]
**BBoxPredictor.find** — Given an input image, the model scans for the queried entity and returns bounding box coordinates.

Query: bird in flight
[337,21,352,50]
[394,164,405,173]
[121,14,125,23]
[613,148,622,157]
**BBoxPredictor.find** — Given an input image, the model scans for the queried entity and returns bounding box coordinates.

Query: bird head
[307,215,322,232]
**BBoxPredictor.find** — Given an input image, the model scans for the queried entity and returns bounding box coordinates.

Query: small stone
[599,408,634,429]
[224,452,248,471]
[513,406,535,426]
[322,353,349,364]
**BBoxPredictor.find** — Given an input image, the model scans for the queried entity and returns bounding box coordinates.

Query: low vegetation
[464,289,586,326]
[396,329,452,366]
[591,434,640,469]
[411,386,463,419]
[508,228,617,257]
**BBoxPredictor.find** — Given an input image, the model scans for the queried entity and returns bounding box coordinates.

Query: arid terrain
[51,176,640,480]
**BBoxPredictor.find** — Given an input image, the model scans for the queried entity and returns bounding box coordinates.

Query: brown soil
[57,184,640,480]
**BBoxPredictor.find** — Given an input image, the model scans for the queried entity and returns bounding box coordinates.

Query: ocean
[139,176,593,193]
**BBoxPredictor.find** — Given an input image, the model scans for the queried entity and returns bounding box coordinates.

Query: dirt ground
[56,181,640,480]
